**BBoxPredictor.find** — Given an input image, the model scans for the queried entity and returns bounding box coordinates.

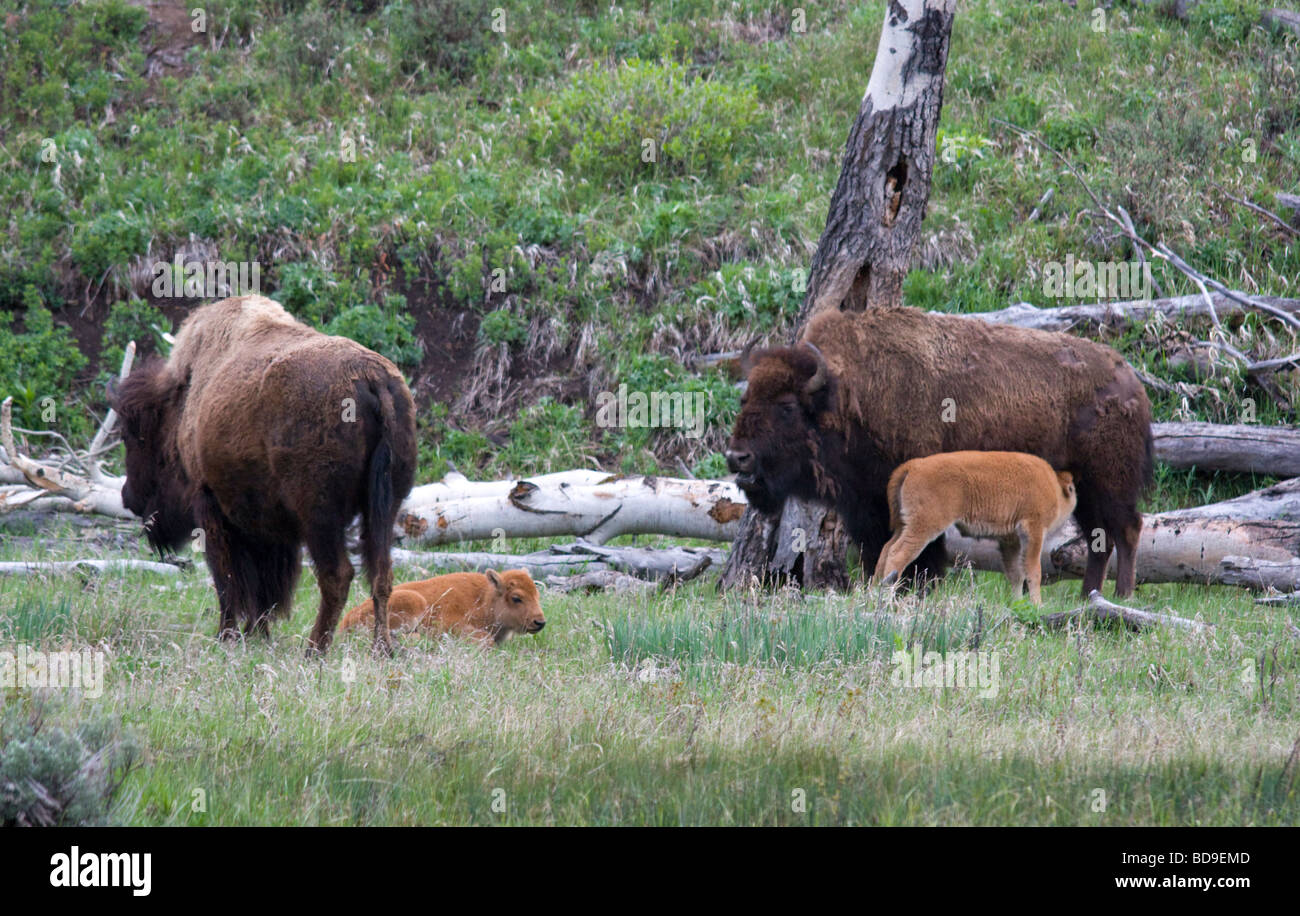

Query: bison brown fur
[112,295,417,655]
[339,569,545,647]
[726,306,1152,597]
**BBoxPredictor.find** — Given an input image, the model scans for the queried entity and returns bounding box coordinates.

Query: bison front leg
[197,490,250,642]
[304,531,354,657]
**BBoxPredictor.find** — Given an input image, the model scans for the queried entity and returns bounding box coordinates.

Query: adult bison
[725,306,1152,597]
[112,295,417,655]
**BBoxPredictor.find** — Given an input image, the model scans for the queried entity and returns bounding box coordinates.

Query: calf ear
[485,569,504,593]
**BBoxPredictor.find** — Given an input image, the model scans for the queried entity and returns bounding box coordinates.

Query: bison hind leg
[304,528,355,657]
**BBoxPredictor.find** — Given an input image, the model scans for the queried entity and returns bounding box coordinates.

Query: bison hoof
[881,571,899,587]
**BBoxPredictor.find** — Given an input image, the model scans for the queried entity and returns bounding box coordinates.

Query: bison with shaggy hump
[339,569,545,647]
[875,451,1078,605]
[725,306,1152,597]
[112,295,417,655]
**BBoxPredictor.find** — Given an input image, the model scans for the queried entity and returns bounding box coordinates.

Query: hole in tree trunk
[882,159,908,227]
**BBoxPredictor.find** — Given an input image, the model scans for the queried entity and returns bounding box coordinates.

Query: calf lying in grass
[340,569,545,647]
[874,451,1078,605]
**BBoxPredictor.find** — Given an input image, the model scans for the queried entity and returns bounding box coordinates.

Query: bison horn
[803,342,828,394]
[738,337,760,375]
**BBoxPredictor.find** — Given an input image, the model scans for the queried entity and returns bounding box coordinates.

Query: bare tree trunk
[720,0,958,591]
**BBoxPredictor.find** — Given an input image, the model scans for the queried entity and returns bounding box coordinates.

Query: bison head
[725,341,832,514]
[110,360,194,554]
[485,568,545,642]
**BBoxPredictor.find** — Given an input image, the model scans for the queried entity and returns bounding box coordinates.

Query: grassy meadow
[1,1,1298,825]
[2,529,1298,825]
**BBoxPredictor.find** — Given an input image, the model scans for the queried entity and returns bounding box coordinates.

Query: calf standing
[874,451,1079,605]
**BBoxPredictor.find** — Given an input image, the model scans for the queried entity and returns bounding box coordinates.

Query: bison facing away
[875,451,1078,605]
[725,306,1153,597]
[112,295,417,655]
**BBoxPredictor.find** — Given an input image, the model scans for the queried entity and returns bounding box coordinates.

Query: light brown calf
[874,451,1078,605]
[340,569,545,647]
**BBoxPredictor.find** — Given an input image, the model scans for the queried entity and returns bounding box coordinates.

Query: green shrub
[0,706,139,827]
[384,0,497,84]
[478,308,529,347]
[274,261,355,325]
[100,298,170,370]
[684,263,803,331]
[528,59,762,188]
[0,287,89,431]
[325,295,424,368]
[499,396,589,474]
[1190,0,1264,43]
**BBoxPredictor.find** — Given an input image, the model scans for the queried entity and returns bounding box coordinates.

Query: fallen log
[973,293,1300,334]
[1152,422,1300,478]
[0,559,186,577]
[395,473,746,546]
[947,478,1300,592]
[1039,589,1211,633]
[1256,594,1300,607]
[0,345,137,519]
[388,541,726,583]
[545,570,658,594]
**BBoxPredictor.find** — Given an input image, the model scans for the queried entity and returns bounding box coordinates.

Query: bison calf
[340,569,545,647]
[875,451,1077,605]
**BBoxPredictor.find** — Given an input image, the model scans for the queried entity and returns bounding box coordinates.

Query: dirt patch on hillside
[129,0,205,79]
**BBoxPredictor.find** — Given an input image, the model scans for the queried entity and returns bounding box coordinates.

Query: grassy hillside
[1,0,1296,505]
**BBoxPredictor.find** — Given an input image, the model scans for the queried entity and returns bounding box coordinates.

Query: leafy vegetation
[0,1,1295,508]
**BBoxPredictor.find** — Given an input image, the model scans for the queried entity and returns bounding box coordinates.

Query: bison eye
[511,596,522,604]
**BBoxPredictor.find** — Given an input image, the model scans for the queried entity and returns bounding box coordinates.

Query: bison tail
[886,465,908,533]
[361,385,400,584]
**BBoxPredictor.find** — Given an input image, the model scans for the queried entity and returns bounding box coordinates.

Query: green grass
[1,532,1297,825]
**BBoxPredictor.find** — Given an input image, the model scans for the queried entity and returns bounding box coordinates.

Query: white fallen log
[395,473,747,545]
[947,478,1300,591]
[1153,422,1300,477]
[1039,590,1211,633]
[388,541,726,582]
[971,293,1300,334]
[0,559,186,577]
[0,400,133,519]
[545,570,658,594]
[0,343,137,518]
